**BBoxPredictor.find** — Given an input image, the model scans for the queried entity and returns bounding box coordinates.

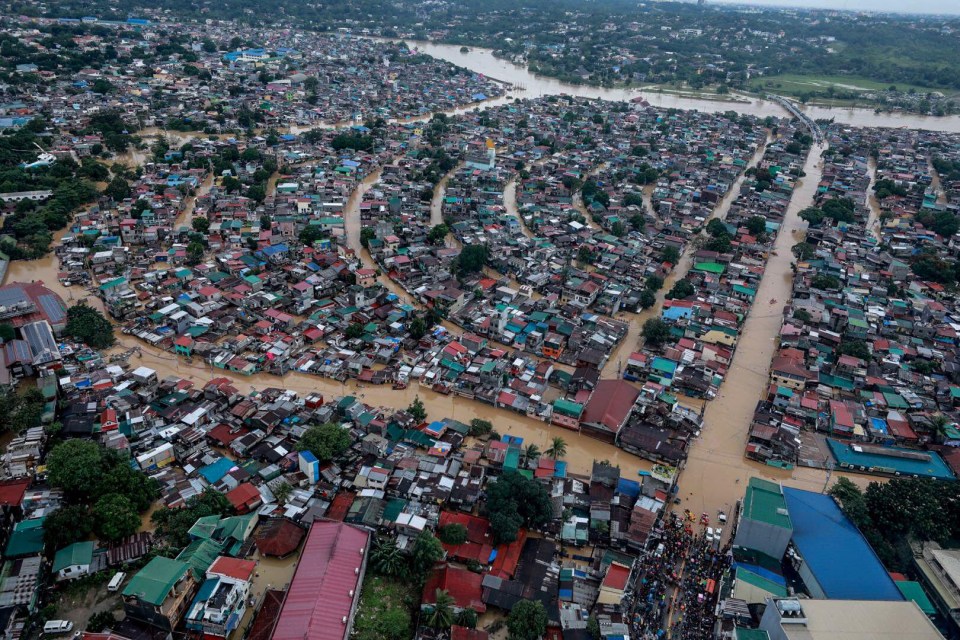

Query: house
[52,541,95,582]
[270,522,369,640]
[422,564,487,614]
[581,380,640,443]
[184,556,257,639]
[123,557,197,630]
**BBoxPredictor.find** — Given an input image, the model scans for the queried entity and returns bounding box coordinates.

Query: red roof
[0,479,29,507]
[255,519,307,558]
[603,562,630,591]
[452,627,489,640]
[581,380,640,433]
[271,522,369,640]
[422,564,486,613]
[209,556,257,581]
[226,483,262,513]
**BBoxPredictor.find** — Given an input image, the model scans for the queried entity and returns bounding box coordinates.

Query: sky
[709,0,960,15]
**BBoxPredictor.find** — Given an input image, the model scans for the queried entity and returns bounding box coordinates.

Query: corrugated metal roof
[271,522,369,640]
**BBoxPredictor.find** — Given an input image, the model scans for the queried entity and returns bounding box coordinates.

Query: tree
[666,279,695,300]
[273,482,292,505]
[248,184,266,203]
[93,494,141,542]
[837,340,870,362]
[507,600,548,640]
[745,216,767,236]
[456,608,478,629]
[523,443,541,463]
[438,523,468,546]
[410,532,445,577]
[186,240,205,265]
[426,589,456,630]
[408,396,427,423]
[101,460,160,512]
[345,323,365,340]
[104,174,130,202]
[428,223,449,245]
[46,439,108,500]
[152,490,232,550]
[360,227,376,248]
[86,611,118,633]
[706,218,729,238]
[486,472,553,544]
[645,274,664,291]
[639,289,657,310]
[370,537,406,578]
[456,244,489,276]
[642,318,671,348]
[297,423,352,462]
[409,317,427,340]
[192,217,210,234]
[469,419,493,437]
[299,225,325,245]
[545,437,567,460]
[65,303,115,349]
[792,242,815,260]
[662,246,680,265]
[43,505,92,553]
[811,274,841,290]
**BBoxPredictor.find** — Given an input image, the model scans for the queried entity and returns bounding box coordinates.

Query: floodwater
[864,158,884,242]
[430,162,464,227]
[676,143,877,527]
[5,38,922,515]
[599,135,771,380]
[402,39,960,133]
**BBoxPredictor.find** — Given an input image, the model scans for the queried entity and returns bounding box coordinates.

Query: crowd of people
[625,511,730,640]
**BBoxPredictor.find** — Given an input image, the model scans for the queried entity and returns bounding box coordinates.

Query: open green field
[747,74,951,98]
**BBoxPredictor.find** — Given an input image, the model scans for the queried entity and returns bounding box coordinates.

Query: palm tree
[370,537,406,578]
[929,413,951,443]
[523,443,541,462]
[426,589,456,629]
[273,482,292,505]
[545,436,567,460]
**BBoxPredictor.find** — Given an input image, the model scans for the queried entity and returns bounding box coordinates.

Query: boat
[392,380,408,390]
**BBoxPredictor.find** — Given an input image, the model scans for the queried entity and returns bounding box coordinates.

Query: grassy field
[747,74,949,98]
[353,575,418,640]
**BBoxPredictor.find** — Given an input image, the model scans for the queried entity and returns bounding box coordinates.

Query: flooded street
[676,142,876,524]
[4,38,935,514]
[600,136,770,380]
[430,162,464,227]
[864,158,884,242]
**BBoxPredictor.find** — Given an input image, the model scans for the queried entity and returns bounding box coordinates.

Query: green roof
[177,538,225,580]
[553,398,584,418]
[895,581,936,616]
[742,478,792,529]
[735,628,770,640]
[53,541,95,573]
[694,262,725,274]
[124,557,191,605]
[5,518,45,558]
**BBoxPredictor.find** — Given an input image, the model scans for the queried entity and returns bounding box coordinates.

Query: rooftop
[742,478,792,530]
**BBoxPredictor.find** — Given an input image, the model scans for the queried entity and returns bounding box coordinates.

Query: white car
[43,621,74,636]
[706,527,715,542]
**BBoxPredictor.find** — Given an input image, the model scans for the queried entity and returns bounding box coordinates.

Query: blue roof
[782,487,903,601]
[199,457,235,484]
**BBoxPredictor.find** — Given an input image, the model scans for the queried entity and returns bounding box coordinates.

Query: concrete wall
[733,517,792,560]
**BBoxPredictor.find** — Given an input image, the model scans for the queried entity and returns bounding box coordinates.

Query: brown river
[6,42,922,521]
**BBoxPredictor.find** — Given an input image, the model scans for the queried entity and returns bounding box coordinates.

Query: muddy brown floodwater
[677,143,877,530]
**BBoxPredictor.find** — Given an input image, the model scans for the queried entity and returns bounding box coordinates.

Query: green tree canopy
[65,303,115,349]
[93,494,141,542]
[297,422,352,462]
[507,600,548,640]
[485,472,553,544]
[642,318,671,347]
